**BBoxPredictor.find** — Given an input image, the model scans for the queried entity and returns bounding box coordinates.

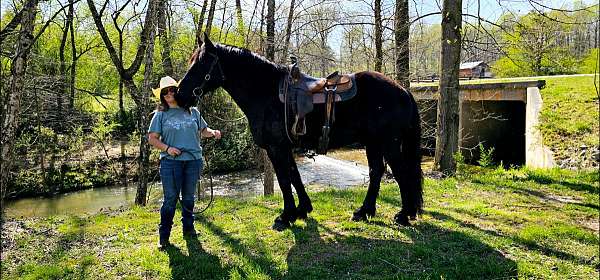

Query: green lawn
[537,75,599,163]
[2,166,598,279]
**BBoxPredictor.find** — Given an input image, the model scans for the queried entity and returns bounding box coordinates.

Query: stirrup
[291,115,306,136]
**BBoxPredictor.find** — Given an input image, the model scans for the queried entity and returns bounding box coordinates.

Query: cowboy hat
[152,76,179,99]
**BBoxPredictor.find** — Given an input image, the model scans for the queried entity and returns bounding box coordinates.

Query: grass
[537,76,599,160]
[2,166,598,279]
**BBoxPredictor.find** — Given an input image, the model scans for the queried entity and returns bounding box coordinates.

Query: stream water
[4,155,369,218]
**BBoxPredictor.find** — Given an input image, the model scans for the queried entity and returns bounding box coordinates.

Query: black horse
[177,34,423,230]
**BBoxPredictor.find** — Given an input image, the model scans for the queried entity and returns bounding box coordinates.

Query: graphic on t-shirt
[164,116,197,130]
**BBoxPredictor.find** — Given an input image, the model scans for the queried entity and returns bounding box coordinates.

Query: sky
[1,0,596,24]
[0,0,596,54]
[414,0,597,24]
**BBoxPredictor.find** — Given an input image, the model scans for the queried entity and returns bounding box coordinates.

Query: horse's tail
[404,91,423,216]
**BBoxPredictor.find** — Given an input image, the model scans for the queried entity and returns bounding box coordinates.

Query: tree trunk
[281,0,295,63]
[258,0,266,53]
[235,0,245,46]
[261,0,276,196]
[218,1,228,41]
[374,0,383,72]
[245,0,261,48]
[117,13,127,187]
[205,0,218,37]
[88,0,160,205]
[134,2,159,206]
[395,0,409,87]
[434,0,462,176]
[157,0,174,76]
[195,0,209,46]
[68,0,76,110]
[265,0,275,59]
[58,5,72,126]
[1,0,39,209]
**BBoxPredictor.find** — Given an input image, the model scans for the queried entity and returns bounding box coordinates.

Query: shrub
[477,143,495,168]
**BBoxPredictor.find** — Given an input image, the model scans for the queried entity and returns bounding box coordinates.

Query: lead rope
[193,96,214,218]
[193,148,214,217]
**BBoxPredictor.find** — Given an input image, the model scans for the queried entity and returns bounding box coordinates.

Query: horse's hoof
[300,202,313,213]
[351,206,371,221]
[272,216,291,231]
[351,206,375,222]
[365,207,376,217]
[283,209,298,223]
[297,202,313,220]
[394,213,411,226]
[351,211,368,222]
[297,209,308,220]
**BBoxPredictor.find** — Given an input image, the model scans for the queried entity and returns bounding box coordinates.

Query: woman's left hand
[212,129,222,139]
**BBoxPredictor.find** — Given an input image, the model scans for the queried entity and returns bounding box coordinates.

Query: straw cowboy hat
[152,76,179,99]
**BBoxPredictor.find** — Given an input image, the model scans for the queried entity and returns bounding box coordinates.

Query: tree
[87,0,160,205]
[373,0,383,72]
[157,0,174,76]
[58,0,76,124]
[205,0,217,36]
[261,0,276,196]
[265,0,275,60]
[394,0,409,87]
[281,0,296,63]
[434,0,462,175]
[195,0,209,46]
[1,0,39,205]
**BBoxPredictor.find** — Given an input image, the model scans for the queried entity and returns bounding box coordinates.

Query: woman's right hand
[166,147,181,157]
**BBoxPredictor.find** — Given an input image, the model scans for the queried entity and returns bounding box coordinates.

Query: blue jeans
[159,159,203,240]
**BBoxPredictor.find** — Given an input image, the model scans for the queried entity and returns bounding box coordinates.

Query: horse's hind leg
[288,152,312,219]
[384,137,419,226]
[265,145,298,230]
[352,143,384,221]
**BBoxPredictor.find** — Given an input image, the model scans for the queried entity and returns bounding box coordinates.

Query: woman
[147,76,221,249]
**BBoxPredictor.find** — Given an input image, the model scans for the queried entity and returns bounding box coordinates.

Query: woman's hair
[156,87,172,112]
[156,86,192,114]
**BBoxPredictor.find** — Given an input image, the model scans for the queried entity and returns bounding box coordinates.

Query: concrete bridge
[410,81,555,168]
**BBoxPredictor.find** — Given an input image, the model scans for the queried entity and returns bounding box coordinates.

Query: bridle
[192,51,226,98]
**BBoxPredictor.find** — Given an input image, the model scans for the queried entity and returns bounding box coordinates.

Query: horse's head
[177,33,225,106]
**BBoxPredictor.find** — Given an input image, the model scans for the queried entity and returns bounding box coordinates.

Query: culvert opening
[460,100,525,166]
[412,80,550,168]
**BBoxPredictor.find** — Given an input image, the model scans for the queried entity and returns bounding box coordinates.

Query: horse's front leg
[265,145,297,231]
[287,151,312,219]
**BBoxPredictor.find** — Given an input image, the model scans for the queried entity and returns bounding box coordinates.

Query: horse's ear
[197,34,203,48]
[203,32,215,50]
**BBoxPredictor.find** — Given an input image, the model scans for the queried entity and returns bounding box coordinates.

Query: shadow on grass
[164,235,230,279]
[427,210,597,267]
[522,172,598,194]
[13,216,95,279]
[195,215,285,279]
[285,218,517,279]
[469,175,599,211]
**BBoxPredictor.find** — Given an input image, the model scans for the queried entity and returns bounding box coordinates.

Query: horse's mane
[188,43,288,75]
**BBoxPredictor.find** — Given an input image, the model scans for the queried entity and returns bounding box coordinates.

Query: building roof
[460,61,487,70]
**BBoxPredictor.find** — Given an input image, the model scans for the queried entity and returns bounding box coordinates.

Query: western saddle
[279,57,357,154]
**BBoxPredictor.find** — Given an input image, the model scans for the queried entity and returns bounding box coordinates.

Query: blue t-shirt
[148,107,208,161]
